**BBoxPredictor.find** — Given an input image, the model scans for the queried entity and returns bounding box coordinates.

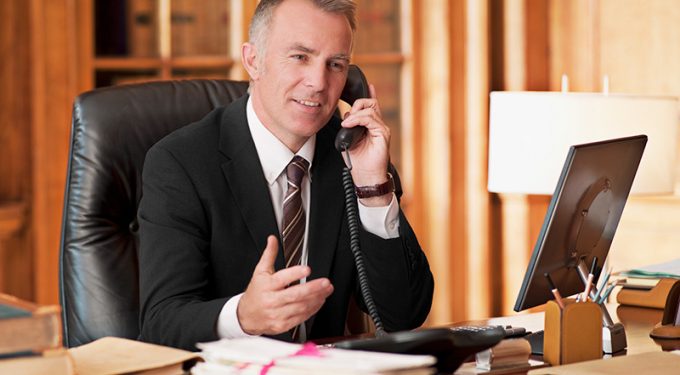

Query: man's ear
[241,43,260,80]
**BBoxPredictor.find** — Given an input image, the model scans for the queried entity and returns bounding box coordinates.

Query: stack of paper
[620,258,680,279]
[192,337,436,375]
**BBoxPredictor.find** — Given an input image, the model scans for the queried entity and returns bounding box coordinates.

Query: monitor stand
[576,261,627,353]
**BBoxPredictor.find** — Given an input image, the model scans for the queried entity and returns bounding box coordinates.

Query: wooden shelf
[94,57,162,70]
[170,56,234,69]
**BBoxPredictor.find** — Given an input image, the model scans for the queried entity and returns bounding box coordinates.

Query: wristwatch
[354,173,395,199]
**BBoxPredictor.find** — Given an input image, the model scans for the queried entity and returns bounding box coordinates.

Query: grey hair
[248,0,357,58]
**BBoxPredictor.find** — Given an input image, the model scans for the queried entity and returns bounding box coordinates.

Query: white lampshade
[487,91,679,195]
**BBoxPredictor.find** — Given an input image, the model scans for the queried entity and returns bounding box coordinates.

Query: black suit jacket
[138,95,433,350]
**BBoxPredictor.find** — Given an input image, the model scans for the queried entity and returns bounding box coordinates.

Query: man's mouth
[294,99,321,107]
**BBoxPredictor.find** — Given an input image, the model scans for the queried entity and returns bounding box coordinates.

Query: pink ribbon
[259,342,323,375]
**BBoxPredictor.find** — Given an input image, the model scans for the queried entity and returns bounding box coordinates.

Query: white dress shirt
[216,97,400,339]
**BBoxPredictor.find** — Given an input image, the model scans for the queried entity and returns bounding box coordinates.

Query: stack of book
[0,293,73,374]
[192,336,437,374]
[617,258,680,309]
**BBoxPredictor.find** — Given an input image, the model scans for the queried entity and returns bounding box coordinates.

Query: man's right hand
[237,235,334,336]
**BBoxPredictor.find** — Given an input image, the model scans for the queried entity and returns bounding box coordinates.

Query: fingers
[341,94,385,133]
[341,111,390,137]
[239,277,333,335]
[265,280,333,330]
[253,235,279,275]
[345,98,382,120]
[278,278,334,305]
[270,265,312,288]
[239,235,336,336]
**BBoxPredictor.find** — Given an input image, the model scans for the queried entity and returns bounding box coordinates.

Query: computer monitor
[514,135,647,312]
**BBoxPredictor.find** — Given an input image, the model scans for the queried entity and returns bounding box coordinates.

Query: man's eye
[292,54,307,61]
[329,61,348,72]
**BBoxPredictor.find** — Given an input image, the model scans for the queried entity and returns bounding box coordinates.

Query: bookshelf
[81,0,411,169]
[84,0,242,87]
[353,0,409,171]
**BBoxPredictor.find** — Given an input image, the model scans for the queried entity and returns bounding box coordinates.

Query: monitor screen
[514,135,647,311]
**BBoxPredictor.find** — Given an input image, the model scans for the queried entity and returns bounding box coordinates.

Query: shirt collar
[246,97,315,185]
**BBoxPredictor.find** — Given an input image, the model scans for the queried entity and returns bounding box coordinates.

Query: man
[138,0,433,351]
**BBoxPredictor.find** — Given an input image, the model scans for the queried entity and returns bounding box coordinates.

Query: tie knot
[287,156,309,187]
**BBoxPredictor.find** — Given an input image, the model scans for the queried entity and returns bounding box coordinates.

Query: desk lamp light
[487,78,678,353]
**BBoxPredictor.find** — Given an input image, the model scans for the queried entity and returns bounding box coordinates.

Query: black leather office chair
[59,77,372,348]
[59,79,249,347]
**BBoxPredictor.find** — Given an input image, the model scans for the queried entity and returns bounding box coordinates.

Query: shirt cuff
[358,193,400,239]
[217,293,256,339]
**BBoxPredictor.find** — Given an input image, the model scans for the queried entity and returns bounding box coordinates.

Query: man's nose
[303,63,328,92]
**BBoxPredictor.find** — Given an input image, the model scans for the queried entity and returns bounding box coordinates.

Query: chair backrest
[60,79,249,347]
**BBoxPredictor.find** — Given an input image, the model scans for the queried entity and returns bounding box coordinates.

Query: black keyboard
[334,326,506,373]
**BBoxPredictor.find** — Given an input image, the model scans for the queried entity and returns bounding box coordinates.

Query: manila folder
[68,336,201,375]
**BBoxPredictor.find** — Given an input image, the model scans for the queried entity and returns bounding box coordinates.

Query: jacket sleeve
[355,167,434,331]
[138,144,227,351]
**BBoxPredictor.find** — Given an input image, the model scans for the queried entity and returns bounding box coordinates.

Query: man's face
[244,0,352,151]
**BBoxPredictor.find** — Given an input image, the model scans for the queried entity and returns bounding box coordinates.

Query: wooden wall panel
[548,0,599,92]
[417,0,454,326]
[596,0,680,272]
[0,0,33,300]
[30,0,81,304]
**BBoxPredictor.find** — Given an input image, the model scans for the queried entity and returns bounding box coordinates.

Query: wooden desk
[455,303,673,355]
[451,303,677,374]
[324,303,675,373]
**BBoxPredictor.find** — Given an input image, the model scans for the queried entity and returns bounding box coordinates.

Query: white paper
[624,258,680,278]
[194,337,436,374]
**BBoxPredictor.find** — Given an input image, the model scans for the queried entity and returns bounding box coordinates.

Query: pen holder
[544,299,602,366]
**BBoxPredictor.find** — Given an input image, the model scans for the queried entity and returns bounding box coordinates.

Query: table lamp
[488,91,678,196]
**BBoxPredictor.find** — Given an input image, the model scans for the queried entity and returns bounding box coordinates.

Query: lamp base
[650,323,680,340]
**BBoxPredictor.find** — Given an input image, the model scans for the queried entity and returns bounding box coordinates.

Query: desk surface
[453,303,677,356]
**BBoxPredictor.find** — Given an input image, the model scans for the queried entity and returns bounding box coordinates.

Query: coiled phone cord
[341,165,387,337]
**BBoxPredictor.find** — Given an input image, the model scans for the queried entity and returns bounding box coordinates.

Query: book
[68,336,201,375]
[617,278,677,309]
[0,293,62,357]
[126,0,157,57]
[171,0,230,56]
[0,348,74,375]
[193,337,436,374]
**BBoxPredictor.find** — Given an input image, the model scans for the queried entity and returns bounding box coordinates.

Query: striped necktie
[282,156,309,269]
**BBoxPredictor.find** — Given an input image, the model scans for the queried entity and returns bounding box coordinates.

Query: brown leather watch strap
[354,173,395,199]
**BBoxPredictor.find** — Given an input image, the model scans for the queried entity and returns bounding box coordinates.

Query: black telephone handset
[335,65,370,152]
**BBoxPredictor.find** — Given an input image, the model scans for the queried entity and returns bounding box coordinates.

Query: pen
[582,257,597,302]
[544,272,565,309]
[598,282,617,304]
[592,266,611,303]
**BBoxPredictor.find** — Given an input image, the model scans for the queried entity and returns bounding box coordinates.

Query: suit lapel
[307,121,346,282]
[218,96,285,269]
[217,97,346,275]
